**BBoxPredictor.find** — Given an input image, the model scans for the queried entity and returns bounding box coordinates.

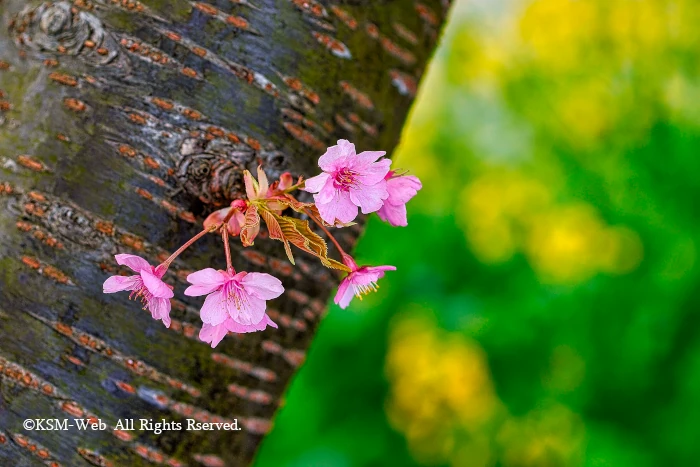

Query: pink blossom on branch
[304,139,391,225]
[377,171,422,227]
[334,255,396,309]
[103,254,174,327]
[185,268,282,347]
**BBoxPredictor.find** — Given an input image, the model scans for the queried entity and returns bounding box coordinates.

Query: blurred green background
[256,0,700,465]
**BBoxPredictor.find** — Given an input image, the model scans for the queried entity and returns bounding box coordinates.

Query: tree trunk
[0,0,446,465]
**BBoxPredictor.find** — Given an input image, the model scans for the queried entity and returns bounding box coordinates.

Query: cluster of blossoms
[103,140,421,348]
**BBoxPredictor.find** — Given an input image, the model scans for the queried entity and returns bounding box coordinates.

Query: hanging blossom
[185,268,283,348]
[377,170,423,227]
[304,139,391,225]
[204,199,247,236]
[103,254,174,327]
[334,255,396,309]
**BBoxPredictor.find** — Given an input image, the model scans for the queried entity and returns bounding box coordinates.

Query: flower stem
[304,208,348,257]
[222,227,233,272]
[161,224,219,269]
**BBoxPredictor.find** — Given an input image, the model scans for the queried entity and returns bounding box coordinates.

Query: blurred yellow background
[256,0,700,465]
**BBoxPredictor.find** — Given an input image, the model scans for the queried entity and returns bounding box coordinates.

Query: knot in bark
[11,2,118,65]
[176,137,253,207]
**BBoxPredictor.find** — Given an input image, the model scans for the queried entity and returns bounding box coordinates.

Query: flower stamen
[354,281,380,299]
[334,168,360,191]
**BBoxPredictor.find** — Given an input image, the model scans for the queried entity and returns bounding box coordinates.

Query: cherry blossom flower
[103,254,174,327]
[184,268,283,335]
[304,139,391,224]
[204,199,247,236]
[334,255,396,309]
[377,171,422,227]
[199,315,279,348]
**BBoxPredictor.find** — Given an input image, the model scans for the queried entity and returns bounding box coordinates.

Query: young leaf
[259,209,294,263]
[243,170,259,199]
[267,195,315,214]
[258,208,351,272]
[240,204,260,247]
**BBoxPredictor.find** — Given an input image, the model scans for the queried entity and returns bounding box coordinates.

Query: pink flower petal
[200,291,228,326]
[351,150,387,169]
[226,314,278,333]
[149,298,172,328]
[316,191,358,224]
[334,278,356,309]
[115,254,151,273]
[386,175,422,205]
[103,275,140,293]
[241,273,284,300]
[141,269,174,299]
[203,207,230,230]
[334,276,350,302]
[377,202,408,227]
[318,139,355,171]
[303,172,330,193]
[233,293,267,325]
[199,322,229,348]
[227,210,246,236]
[355,158,392,186]
[185,268,227,296]
[352,266,396,286]
[313,176,337,205]
[231,271,248,282]
[263,315,279,329]
[349,180,388,214]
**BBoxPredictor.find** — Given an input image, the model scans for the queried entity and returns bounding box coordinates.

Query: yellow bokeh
[385,312,501,466]
[385,313,587,467]
[526,205,643,284]
[519,0,599,73]
[554,79,618,145]
[459,172,643,284]
[458,172,552,264]
[450,0,700,148]
[497,402,585,467]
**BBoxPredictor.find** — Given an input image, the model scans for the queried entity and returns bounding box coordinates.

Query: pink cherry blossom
[199,315,279,348]
[304,139,391,224]
[204,199,247,236]
[334,256,396,309]
[185,268,282,342]
[103,254,174,327]
[377,171,422,227]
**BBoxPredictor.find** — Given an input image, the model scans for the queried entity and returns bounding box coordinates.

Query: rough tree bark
[0,0,447,465]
